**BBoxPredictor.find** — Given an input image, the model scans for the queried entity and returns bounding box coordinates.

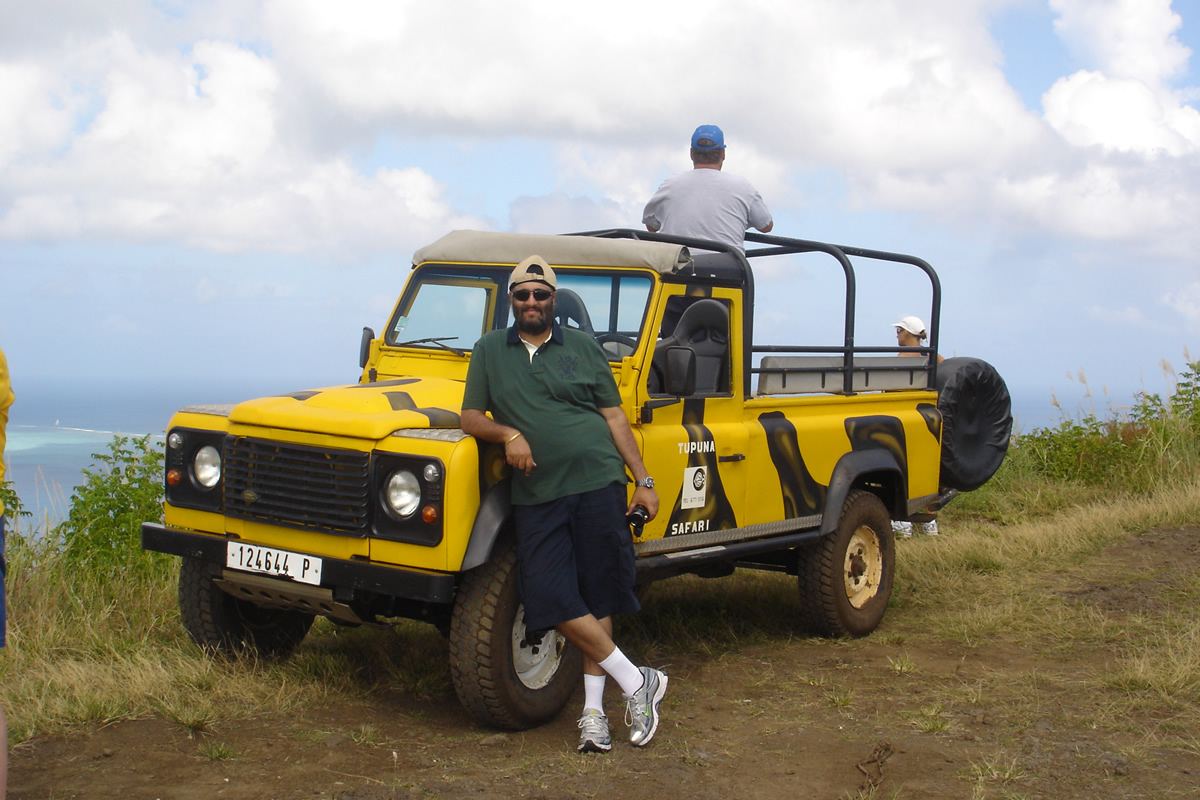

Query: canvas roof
[411,230,693,275]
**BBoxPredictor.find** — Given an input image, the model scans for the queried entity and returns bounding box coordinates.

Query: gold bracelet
[505,431,522,445]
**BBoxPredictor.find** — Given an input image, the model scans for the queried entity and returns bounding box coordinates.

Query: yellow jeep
[142,229,1011,730]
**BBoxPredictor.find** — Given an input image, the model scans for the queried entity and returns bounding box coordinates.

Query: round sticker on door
[682,465,708,509]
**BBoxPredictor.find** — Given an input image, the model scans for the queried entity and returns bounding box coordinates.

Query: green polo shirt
[463,322,627,505]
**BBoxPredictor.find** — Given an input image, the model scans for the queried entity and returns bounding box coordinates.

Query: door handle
[718,453,746,462]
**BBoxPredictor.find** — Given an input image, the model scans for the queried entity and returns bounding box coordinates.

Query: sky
[4,0,1200,429]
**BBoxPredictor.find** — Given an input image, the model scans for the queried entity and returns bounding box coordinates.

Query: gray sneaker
[625,666,668,747]
[577,710,612,753]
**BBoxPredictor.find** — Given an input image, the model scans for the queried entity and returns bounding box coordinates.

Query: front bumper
[141,523,456,605]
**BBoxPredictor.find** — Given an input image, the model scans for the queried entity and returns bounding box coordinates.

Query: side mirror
[664,346,696,396]
[359,327,376,369]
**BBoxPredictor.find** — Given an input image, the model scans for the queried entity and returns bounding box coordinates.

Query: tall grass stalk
[951,359,1200,524]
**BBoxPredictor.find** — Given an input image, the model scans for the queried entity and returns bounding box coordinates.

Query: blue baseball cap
[691,124,726,150]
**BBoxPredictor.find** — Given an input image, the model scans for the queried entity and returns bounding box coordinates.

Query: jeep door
[635,289,749,544]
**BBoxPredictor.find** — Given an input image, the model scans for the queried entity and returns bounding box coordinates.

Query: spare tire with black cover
[935,357,1013,491]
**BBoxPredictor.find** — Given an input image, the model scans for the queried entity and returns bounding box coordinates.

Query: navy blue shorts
[513,482,639,633]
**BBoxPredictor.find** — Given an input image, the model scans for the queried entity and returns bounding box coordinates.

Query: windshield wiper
[395,336,465,356]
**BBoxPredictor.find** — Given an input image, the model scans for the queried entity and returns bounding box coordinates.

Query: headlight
[194,445,222,489]
[384,470,421,518]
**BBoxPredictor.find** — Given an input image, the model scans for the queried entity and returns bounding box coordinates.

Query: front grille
[223,437,371,535]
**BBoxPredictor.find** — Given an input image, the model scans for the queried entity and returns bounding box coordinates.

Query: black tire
[936,357,1013,491]
[798,491,895,637]
[178,556,314,658]
[448,541,582,730]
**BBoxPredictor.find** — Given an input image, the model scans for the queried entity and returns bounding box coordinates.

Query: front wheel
[798,490,895,637]
[448,541,582,730]
[178,556,314,658]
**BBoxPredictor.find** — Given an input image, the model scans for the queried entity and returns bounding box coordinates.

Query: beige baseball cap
[893,315,927,338]
[508,255,557,291]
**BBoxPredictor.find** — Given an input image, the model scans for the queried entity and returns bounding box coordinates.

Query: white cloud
[987,161,1200,255]
[1051,0,1189,83]
[1044,70,1200,155]
[0,61,78,167]
[193,277,220,304]
[261,0,1043,175]
[0,26,482,255]
[1087,304,1148,325]
[102,313,139,334]
[508,192,627,235]
[1161,282,1200,331]
[261,0,712,136]
[365,291,398,317]
[1043,0,1200,156]
[1,0,1199,267]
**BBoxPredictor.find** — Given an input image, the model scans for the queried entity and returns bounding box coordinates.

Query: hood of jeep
[229,377,464,440]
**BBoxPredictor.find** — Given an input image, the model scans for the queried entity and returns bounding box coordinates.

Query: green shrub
[1,478,31,523]
[947,360,1200,526]
[1008,360,1200,494]
[52,434,169,575]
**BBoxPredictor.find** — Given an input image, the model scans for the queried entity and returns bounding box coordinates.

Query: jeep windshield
[386,264,654,360]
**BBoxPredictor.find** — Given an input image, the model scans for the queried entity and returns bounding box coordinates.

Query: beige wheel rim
[843,525,883,609]
[511,605,567,690]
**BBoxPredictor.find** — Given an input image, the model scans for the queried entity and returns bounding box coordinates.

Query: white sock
[583,673,607,714]
[598,647,644,696]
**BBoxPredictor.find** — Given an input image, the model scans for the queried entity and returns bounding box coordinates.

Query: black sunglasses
[512,288,553,301]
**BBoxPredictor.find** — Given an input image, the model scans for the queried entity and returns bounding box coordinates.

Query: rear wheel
[178,556,314,658]
[799,491,895,637]
[448,541,582,730]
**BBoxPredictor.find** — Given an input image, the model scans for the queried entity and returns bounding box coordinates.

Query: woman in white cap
[893,315,944,363]
[892,316,942,536]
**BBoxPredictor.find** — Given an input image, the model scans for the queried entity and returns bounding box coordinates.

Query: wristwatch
[635,476,655,489]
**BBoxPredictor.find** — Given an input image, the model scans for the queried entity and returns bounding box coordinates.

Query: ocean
[3,376,1064,526]
[3,376,318,525]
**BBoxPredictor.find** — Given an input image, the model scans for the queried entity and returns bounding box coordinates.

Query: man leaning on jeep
[460,255,669,753]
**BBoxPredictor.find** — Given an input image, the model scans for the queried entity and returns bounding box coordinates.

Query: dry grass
[886,483,1200,763]
[0,533,361,742]
[5,479,1200,756]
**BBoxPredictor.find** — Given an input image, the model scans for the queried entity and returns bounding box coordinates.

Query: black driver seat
[554,289,594,335]
[647,298,730,395]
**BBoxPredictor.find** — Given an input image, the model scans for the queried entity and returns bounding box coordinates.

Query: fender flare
[820,450,905,535]
[460,478,513,571]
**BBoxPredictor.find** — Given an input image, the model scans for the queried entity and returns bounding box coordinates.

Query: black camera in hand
[626,505,650,536]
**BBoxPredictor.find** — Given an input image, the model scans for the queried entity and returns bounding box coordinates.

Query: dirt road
[12,526,1200,799]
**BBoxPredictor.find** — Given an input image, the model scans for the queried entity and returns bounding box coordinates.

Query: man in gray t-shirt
[642,125,773,252]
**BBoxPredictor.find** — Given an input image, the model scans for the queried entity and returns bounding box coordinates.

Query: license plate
[226,542,323,586]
